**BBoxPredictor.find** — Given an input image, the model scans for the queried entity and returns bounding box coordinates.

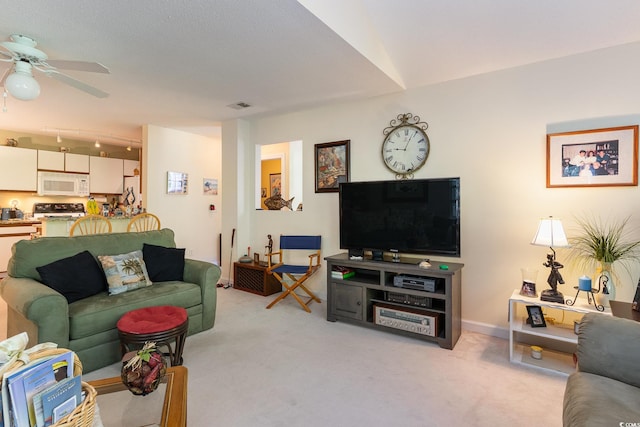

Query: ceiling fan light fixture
[5,61,40,101]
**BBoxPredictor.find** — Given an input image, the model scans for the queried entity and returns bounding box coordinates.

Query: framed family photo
[526,305,546,328]
[315,140,350,193]
[546,125,638,188]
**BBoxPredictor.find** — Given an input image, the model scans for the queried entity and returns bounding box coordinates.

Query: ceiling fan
[0,34,109,100]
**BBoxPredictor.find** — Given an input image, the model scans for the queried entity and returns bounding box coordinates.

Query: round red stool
[117,305,189,366]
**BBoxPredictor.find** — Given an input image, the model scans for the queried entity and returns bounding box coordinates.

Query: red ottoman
[117,305,189,366]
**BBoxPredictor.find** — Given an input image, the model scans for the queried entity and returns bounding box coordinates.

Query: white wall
[222,41,640,332]
[143,125,221,265]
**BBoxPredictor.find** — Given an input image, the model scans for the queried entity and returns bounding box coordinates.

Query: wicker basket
[52,382,97,427]
[0,347,97,427]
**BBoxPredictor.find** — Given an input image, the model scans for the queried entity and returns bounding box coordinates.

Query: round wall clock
[381,113,430,179]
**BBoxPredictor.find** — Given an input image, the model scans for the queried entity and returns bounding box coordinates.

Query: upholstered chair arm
[0,277,70,347]
[577,313,640,388]
[182,259,220,330]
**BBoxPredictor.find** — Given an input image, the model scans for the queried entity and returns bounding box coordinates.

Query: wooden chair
[69,215,112,236]
[266,235,322,313]
[127,213,161,232]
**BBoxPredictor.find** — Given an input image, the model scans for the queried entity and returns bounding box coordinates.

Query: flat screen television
[339,178,461,258]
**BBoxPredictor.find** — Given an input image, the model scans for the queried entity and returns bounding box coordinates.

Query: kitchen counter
[40,216,133,237]
[0,220,41,227]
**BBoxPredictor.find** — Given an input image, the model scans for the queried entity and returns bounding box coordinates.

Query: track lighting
[126,145,132,152]
[5,62,40,101]
[56,132,62,143]
[95,140,100,148]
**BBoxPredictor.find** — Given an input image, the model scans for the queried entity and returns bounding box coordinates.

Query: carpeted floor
[85,288,567,426]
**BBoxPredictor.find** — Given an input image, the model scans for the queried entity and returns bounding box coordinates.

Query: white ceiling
[1,0,640,145]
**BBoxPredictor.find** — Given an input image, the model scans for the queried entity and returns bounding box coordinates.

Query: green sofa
[563,313,640,426]
[0,228,220,373]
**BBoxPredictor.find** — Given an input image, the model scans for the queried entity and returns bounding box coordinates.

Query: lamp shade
[531,217,569,248]
[5,62,40,101]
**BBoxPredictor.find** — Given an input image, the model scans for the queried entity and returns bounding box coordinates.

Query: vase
[594,262,616,308]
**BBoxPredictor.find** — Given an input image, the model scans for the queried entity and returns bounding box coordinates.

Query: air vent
[227,102,252,110]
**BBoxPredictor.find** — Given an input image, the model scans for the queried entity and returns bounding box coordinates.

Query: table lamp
[531,216,569,303]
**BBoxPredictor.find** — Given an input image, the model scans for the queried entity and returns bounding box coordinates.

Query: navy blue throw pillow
[36,250,107,303]
[142,243,185,281]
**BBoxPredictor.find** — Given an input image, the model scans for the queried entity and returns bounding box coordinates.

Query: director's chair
[266,235,322,313]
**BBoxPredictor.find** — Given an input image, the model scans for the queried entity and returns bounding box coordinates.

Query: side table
[89,365,188,427]
[509,290,611,376]
[234,261,282,296]
[610,300,640,322]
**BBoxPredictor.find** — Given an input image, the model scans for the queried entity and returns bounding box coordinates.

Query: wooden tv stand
[325,253,463,349]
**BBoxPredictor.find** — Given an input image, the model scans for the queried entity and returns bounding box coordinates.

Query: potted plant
[568,215,640,306]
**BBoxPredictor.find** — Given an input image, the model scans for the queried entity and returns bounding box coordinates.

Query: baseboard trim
[462,319,508,340]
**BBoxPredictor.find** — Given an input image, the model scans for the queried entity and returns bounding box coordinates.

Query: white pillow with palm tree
[98,250,152,295]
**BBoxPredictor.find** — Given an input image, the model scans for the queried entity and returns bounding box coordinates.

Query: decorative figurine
[540,252,565,303]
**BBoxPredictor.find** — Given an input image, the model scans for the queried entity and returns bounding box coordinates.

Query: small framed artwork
[253,252,260,264]
[269,173,281,197]
[203,178,218,195]
[315,140,350,193]
[547,125,638,188]
[526,305,547,328]
[167,171,188,194]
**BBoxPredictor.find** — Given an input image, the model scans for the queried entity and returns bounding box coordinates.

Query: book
[331,271,355,279]
[22,350,74,427]
[2,357,53,427]
[331,266,355,279]
[36,376,81,427]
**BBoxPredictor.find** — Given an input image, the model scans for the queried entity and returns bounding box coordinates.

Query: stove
[33,203,86,219]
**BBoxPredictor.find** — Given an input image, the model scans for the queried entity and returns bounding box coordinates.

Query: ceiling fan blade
[45,60,109,74]
[0,67,11,86]
[43,70,109,98]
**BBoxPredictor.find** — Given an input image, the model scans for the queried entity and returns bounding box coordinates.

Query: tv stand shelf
[325,253,463,349]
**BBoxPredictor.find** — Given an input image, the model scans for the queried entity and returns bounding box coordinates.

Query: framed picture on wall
[167,171,188,194]
[269,173,281,197]
[315,140,350,193]
[547,125,638,188]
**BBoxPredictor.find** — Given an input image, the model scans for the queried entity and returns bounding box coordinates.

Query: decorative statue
[265,234,273,254]
[540,252,565,302]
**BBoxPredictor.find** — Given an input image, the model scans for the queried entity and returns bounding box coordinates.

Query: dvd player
[392,275,438,292]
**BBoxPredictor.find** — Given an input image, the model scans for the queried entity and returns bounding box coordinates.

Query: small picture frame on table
[526,305,546,328]
[253,253,260,264]
[632,279,640,312]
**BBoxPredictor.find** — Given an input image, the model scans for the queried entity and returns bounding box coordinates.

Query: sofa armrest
[183,259,221,329]
[576,313,640,387]
[0,277,70,347]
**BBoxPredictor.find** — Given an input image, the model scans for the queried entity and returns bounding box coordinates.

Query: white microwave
[37,172,90,196]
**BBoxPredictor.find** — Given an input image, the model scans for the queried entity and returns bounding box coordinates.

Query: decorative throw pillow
[142,244,185,282]
[98,250,152,295]
[36,250,107,303]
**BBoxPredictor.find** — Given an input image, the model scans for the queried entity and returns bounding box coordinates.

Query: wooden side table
[234,261,282,296]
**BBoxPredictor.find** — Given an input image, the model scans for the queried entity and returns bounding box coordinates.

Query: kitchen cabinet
[37,150,65,171]
[0,224,38,274]
[90,156,124,194]
[0,146,37,191]
[65,153,90,173]
[123,159,139,176]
